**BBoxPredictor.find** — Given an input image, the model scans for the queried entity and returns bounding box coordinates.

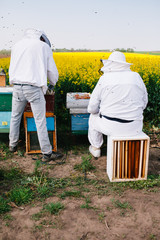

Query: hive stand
[107,132,150,182]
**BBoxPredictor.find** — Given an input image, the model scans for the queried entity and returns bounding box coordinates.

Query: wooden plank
[135,141,140,178]
[128,141,132,178]
[131,141,135,178]
[142,140,147,178]
[119,141,122,178]
[125,141,128,178]
[138,140,144,178]
[117,141,120,179]
[122,141,125,179]
[113,141,117,179]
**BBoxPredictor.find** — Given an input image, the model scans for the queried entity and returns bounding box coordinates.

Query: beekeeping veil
[24,28,51,47]
[100,51,132,73]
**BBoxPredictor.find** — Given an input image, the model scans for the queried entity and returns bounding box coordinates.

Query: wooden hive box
[23,112,57,154]
[0,72,6,87]
[0,87,13,111]
[107,132,150,182]
[24,93,55,112]
[66,92,90,134]
[0,111,12,133]
[0,87,13,133]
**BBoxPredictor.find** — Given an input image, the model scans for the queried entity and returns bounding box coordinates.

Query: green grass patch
[111,199,133,210]
[43,202,64,215]
[0,142,13,160]
[0,196,11,214]
[60,189,82,199]
[81,197,93,209]
[8,186,34,205]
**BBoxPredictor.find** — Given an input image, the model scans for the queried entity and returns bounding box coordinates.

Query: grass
[0,196,11,214]
[111,199,133,210]
[8,186,34,205]
[81,197,94,209]
[0,142,13,160]
[43,202,64,215]
[60,189,82,199]
[74,154,96,180]
[0,141,160,217]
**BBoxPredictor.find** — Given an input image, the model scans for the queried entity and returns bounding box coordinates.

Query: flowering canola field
[0,52,160,88]
[0,52,159,125]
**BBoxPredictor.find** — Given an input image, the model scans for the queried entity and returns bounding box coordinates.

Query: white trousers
[9,85,52,154]
[88,113,143,149]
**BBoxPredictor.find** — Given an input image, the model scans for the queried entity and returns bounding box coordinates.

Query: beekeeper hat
[40,32,51,48]
[105,51,132,65]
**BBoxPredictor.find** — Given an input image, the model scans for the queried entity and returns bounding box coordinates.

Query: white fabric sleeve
[47,50,59,86]
[87,78,102,114]
[139,75,148,110]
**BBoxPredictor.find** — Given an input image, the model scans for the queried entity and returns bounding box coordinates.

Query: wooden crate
[107,132,150,182]
[0,111,12,133]
[23,112,57,154]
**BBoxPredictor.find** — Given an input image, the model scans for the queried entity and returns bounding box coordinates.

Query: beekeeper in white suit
[88,51,148,158]
[9,28,60,162]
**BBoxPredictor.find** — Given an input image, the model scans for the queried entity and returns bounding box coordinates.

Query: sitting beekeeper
[87,51,148,158]
[9,28,62,162]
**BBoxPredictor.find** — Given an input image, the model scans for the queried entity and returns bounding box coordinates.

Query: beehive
[0,87,13,133]
[23,112,57,154]
[24,93,55,112]
[0,71,6,87]
[66,92,90,134]
[107,132,150,182]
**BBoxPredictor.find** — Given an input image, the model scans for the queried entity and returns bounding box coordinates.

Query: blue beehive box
[0,111,12,133]
[66,92,90,134]
[71,114,89,134]
[27,116,55,132]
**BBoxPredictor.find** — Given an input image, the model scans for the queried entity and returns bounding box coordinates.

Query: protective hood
[24,28,51,47]
[100,51,132,73]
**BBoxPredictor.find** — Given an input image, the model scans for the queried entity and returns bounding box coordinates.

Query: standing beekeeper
[9,28,60,162]
[88,51,148,158]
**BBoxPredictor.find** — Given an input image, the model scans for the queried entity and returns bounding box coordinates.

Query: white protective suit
[9,28,58,94]
[9,28,59,155]
[88,51,148,154]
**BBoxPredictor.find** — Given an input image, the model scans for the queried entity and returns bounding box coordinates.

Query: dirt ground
[0,133,160,240]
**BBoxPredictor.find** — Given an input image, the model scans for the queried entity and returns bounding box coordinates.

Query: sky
[0,0,160,51]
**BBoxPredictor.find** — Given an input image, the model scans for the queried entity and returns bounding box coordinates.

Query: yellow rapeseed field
[0,52,160,89]
[0,52,159,124]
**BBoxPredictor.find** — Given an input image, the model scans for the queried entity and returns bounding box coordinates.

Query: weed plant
[43,202,64,215]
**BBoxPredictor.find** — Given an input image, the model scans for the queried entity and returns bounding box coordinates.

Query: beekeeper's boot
[9,145,17,153]
[89,145,101,158]
[42,152,63,162]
